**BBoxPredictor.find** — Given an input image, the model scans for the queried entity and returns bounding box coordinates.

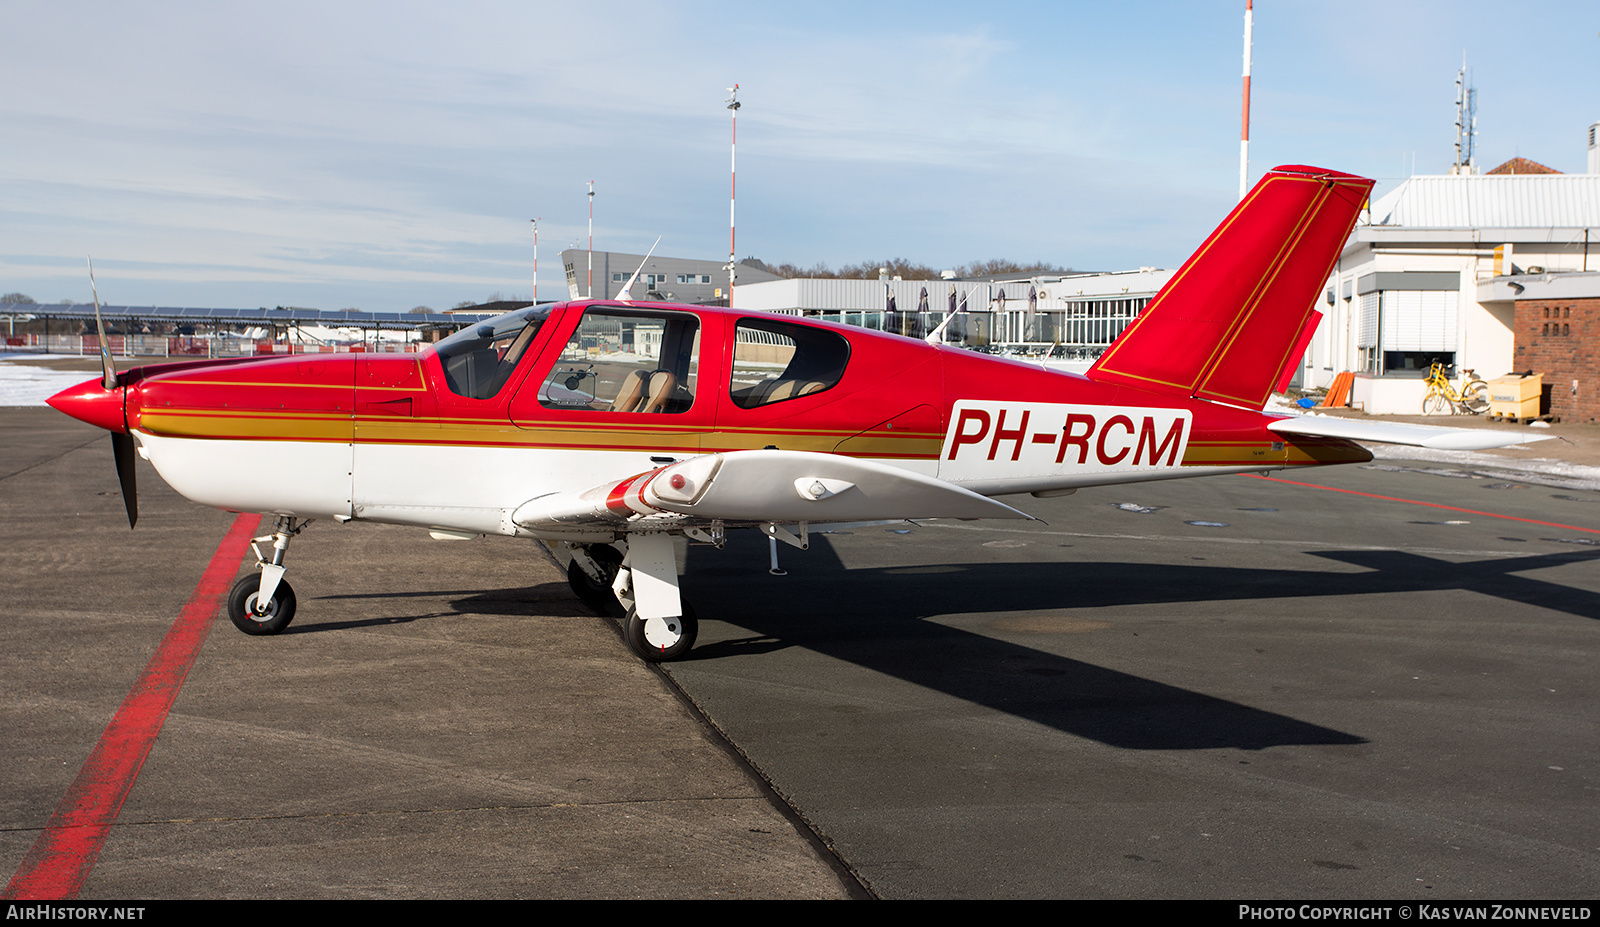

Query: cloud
[2,0,1596,309]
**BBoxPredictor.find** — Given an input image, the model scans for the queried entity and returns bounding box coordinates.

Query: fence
[2,334,422,357]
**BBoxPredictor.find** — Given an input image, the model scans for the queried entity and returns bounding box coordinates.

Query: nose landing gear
[227,516,309,635]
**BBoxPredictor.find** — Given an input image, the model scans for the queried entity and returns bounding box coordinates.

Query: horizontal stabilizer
[1266,416,1552,451]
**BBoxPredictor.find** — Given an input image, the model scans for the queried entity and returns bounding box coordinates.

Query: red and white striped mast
[726,84,740,307]
[1239,0,1253,200]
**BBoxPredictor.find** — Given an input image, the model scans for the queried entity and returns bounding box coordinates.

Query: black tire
[1461,380,1490,414]
[227,573,297,635]
[624,603,697,663]
[566,544,624,616]
[1422,389,1452,416]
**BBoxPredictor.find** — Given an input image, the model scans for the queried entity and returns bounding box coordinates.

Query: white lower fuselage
[136,430,1280,540]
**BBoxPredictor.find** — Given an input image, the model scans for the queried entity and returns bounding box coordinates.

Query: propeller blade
[111,431,138,529]
[88,257,116,390]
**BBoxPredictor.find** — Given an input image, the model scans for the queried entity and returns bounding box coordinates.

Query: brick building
[1481,272,1599,422]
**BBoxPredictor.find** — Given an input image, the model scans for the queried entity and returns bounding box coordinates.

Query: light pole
[531,217,539,304]
[587,182,595,298]
[1239,0,1253,201]
[726,84,740,307]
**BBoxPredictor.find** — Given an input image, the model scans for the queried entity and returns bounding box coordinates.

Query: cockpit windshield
[434,306,550,399]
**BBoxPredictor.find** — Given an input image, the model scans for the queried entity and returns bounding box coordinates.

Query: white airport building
[1299,126,1600,413]
[734,268,1175,363]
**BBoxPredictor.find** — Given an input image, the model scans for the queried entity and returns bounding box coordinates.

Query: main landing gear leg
[612,533,697,663]
[227,515,309,635]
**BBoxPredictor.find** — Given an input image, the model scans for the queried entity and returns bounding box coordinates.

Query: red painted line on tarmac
[2,514,262,900]
[1247,474,1599,535]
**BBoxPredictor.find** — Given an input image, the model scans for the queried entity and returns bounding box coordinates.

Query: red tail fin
[1087,165,1373,410]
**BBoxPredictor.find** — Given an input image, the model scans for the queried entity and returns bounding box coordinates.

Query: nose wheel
[227,573,297,635]
[228,515,308,636]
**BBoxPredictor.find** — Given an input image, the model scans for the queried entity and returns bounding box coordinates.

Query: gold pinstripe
[1195,182,1332,406]
[140,408,1362,468]
[1092,175,1327,397]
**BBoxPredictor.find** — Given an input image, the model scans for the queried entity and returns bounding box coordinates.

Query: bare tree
[741,258,1075,280]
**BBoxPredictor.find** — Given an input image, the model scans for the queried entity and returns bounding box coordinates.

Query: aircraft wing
[1266,415,1552,451]
[512,449,1031,533]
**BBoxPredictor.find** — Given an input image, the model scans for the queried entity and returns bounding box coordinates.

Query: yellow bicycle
[1422,362,1489,415]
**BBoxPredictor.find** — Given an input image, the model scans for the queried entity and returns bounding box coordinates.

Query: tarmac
[1,403,862,899]
[2,356,1596,899]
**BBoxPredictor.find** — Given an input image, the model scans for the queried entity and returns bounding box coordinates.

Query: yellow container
[1488,374,1542,418]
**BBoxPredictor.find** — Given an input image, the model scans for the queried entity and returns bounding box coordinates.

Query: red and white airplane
[49,165,1543,662]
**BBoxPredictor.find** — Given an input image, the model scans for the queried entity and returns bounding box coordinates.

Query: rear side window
[730,318,849,409]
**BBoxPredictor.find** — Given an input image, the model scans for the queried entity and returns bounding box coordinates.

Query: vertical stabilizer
[1087,165,1372,410]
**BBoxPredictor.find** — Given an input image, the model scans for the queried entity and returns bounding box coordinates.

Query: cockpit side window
[435,307,548,400]
[537,309,700,414]
[730,318,850,409]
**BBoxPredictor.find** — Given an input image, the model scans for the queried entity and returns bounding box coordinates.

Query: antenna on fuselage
[926,284,984,345]
[924,299,954,346]
[616,236,663,303]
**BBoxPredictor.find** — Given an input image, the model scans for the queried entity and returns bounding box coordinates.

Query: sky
[2,0,1596,312]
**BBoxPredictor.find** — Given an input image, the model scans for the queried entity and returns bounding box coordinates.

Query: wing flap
[512,450,1030,533]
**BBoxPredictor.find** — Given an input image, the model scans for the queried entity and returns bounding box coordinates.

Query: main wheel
[227,573,297,635]
[1461,380,1490,414]
[1422,389,1452,416]
[624,603,698,663]
[566,544,624,616]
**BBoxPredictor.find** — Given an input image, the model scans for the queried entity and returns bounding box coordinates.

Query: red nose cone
[47,377,127,433]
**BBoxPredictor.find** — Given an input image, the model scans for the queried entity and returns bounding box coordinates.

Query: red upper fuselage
[49,299,1367,484]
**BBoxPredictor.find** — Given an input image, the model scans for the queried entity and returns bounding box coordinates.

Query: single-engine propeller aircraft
[50,165,1546,662]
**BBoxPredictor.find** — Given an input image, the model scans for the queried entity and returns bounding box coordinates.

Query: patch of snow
[0,357,96,407]
[1368,443,1600,492]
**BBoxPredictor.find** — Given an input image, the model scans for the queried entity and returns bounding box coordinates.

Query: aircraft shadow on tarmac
[294,534,1597,753]
[668,533,1600,753]
[305,584,597,630]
